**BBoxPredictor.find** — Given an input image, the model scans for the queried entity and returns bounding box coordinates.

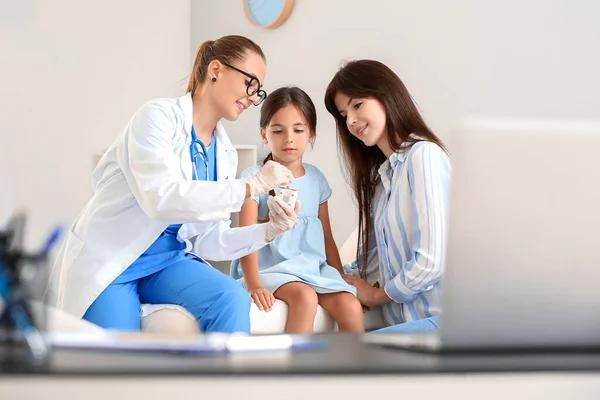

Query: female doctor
[44,35,299,333]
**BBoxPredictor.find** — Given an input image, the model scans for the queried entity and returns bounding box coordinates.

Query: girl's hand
[248,287,276,312]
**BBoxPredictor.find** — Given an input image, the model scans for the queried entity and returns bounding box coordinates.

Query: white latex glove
[244,160,294,197]
[264,196,301,242]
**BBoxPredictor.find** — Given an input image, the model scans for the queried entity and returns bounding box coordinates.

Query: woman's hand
[248,287,276,312]
[342,274,391,308]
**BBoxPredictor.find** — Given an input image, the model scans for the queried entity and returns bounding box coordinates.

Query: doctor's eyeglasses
[222,62,267,106]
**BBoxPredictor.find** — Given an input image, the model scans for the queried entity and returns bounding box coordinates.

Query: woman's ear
[207,60,223,82]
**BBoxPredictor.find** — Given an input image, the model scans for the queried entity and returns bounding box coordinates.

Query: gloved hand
[264,196,301,242]
[244,160,294,197]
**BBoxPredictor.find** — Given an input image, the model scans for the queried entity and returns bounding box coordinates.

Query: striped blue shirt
[345,140,451,326]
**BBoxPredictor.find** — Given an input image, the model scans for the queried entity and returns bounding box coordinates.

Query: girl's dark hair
[187,35,265,95]
[260,86,317,165]
[324,59,448,278]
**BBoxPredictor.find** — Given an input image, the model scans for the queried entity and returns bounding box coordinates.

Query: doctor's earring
[211,77,217,82]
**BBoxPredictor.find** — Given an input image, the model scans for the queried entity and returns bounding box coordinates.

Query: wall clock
[244,0,295,29]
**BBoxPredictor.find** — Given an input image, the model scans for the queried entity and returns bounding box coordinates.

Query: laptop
[363,117,600,352]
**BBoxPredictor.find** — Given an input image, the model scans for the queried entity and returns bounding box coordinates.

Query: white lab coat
[44,93,268,318]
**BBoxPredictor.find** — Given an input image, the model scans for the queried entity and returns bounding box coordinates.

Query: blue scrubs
[83,130,251,333]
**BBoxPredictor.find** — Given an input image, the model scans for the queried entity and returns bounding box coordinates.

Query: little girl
[230,86,364,333]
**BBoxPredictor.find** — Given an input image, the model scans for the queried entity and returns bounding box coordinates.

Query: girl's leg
[274,282,318,334]
[372,316,440,333]
[138,259,251,333]
[82,281,141,331]
[318,292,365,333]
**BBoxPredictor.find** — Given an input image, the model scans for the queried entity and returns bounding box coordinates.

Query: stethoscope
[190,125,215,181]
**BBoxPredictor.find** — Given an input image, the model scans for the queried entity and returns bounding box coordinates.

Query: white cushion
[140,301,384,334]
[140,301,338,334]
[140,304,199,334]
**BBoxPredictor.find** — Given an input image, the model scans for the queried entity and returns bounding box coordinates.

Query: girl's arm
[237,197,276,312]
[318,201,344,275]
[238,198,263,289]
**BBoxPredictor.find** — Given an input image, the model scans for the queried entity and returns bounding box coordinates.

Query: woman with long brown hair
[324,60,451,332]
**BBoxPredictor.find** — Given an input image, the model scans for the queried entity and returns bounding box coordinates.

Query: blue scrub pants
[83,259,251,333]
[372,316,440,333]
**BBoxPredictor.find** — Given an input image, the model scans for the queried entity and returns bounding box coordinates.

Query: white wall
[0,0,191,248]
[3,1,598,249]
[191,0,600,245]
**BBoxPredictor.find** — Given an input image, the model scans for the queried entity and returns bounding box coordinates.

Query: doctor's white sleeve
[117,101,246,223]
[188,220,268,261]
[384,143,451,304]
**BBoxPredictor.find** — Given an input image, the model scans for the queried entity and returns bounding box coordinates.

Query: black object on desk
[0,212,61,368]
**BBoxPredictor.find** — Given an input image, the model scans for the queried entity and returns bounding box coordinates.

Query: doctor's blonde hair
[187,35,265,95]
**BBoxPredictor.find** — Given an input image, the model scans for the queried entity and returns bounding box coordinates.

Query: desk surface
[2,334,600,376]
